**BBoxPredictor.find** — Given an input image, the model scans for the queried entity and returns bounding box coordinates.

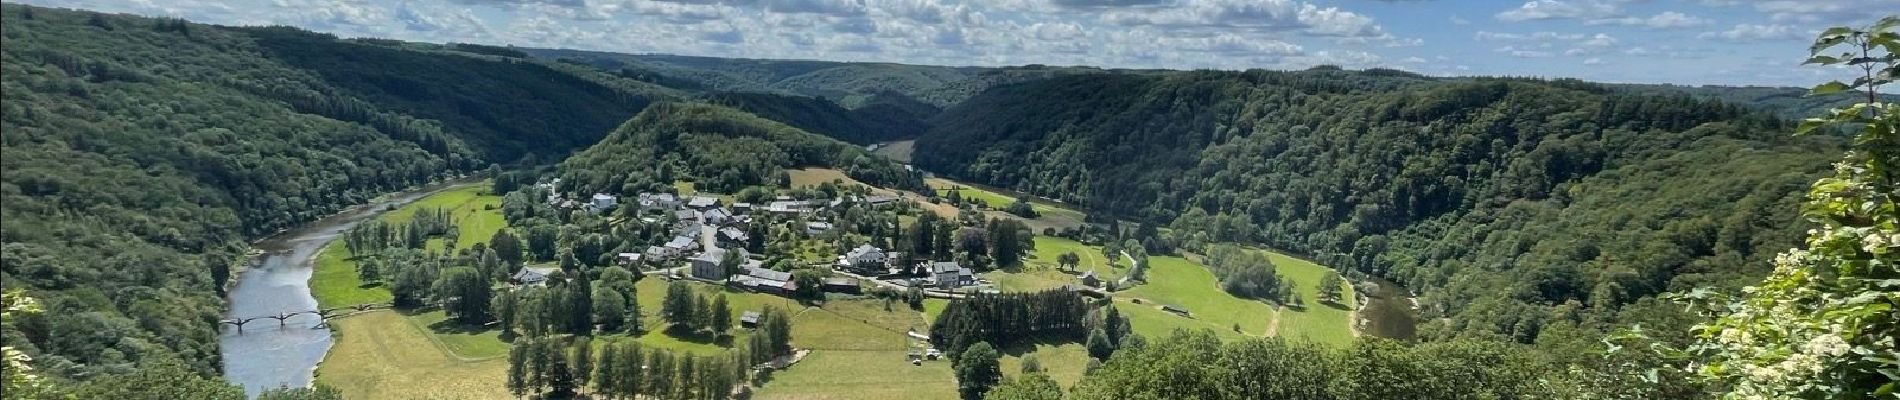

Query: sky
[18,0,1896,86]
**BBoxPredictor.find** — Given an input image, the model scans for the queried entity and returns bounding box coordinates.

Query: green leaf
[1797,118,1829,136]
[1811,81,1852,95]
[1811,34,1851,54]
[1872,16,1900,32]
[1805,55,1843,65]
[1872,31,1900,54]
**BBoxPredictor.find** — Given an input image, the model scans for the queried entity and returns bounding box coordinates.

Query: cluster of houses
[835,244,975,290]
[526,184,979,297]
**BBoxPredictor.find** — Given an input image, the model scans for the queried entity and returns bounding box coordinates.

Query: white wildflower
[1802,334,1851,357]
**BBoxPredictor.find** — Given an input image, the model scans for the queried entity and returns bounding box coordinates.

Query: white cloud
[1476,31,1584,41]
[1578,33,1616,48]
[1752,0,1898,25]
[1698,24,1805,42]
[1495,45,1555,58]
[1584,57,1605,65]
[1100,0,1396,40]
[1587,11,1710,29]
[1495,0,1616,22]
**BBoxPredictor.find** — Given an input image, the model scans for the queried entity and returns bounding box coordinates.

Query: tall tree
[1318,271,1345,305]
[954,341,1003,400]
[493,290,520,340]
[710,294,733,334]
[986,373,1064,400]
[567,271,595,335]
[433,266,492,325]
[506,340,529,397]
[492,229,525,266]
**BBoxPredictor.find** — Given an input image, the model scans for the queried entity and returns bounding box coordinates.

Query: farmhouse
[864,195,897,207]
[616,252,643,267]
[686,195,720,209]
[838,244,887,274]
[822,277,861,294]
[1080,269,1100,287]
[510,266,560,286]
[928,261,974,289]
[703,208,735,225]
[731,266,796,295]
[637,192,679,210]
[690,247,731,280]
[718,227,750,247]
[765,200,810,214]
[805,221,834,235]
[740,311,762,328]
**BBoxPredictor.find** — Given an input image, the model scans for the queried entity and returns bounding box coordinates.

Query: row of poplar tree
[503,307,796,399]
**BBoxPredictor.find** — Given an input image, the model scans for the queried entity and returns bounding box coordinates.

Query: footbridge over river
[219,303,387,333]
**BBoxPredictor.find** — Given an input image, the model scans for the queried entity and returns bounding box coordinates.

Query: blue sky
[19,0,1895,86]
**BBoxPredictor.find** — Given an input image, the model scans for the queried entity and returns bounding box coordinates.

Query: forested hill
[700,91,932,145]
[1608,83,1899,119]
[915,70,1838,345]
[529,49,1107,109]
[556,102,924,196]
[0,4,663,386]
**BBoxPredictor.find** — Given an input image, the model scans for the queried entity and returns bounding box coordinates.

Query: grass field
[1120,256,1277,337]
[407,310,509,359]
[309,183,503,309]
[309,245,393,309]
[756,299,960,400]
[788,168,865,189]
[1104,248,1358,347]
[984,236,1124,292]
[631,279,801,355]
[1262,251,1357,346]
[997,342,1092,387]
[755,349,959,400]
[872,140,915,163]
[317,311,510,400]
[924,177,1086,233]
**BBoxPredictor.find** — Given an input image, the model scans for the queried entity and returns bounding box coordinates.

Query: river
[1356,276,1419,341]
[218,179,471,397]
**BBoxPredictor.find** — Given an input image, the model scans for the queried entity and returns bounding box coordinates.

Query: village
[523,178,993,302]
[307,168,1354,400]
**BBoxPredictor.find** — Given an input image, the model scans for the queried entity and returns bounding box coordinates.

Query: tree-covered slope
[914,70,1835,346]
[243,29,667,163]
[526,49,1107,109]
[0,4,662,386]
[1608,83,1900,119]
[556,102,924,195]
[700,91,931,144]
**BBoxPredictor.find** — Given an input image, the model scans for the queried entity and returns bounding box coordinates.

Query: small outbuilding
[822,277,861,294]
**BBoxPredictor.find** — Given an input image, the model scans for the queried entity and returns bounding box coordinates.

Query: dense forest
[1608,83,1899,119]
[914,70,1838,354]
[529,49,1110,109]
[4,3,1880,397]
[555,102,923,195]
[0,4,665,389]
[699,91,931,145]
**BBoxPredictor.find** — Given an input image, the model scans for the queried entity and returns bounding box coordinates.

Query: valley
[4,4,1892,400]
[292,167,1369,399]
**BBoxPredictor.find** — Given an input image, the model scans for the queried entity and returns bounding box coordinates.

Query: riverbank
[219,177,477,296]
[218,177,480,397]
[307,183,503,309]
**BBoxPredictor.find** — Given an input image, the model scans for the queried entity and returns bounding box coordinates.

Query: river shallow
[1356,276,1419,341]
[218,179,471,397]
